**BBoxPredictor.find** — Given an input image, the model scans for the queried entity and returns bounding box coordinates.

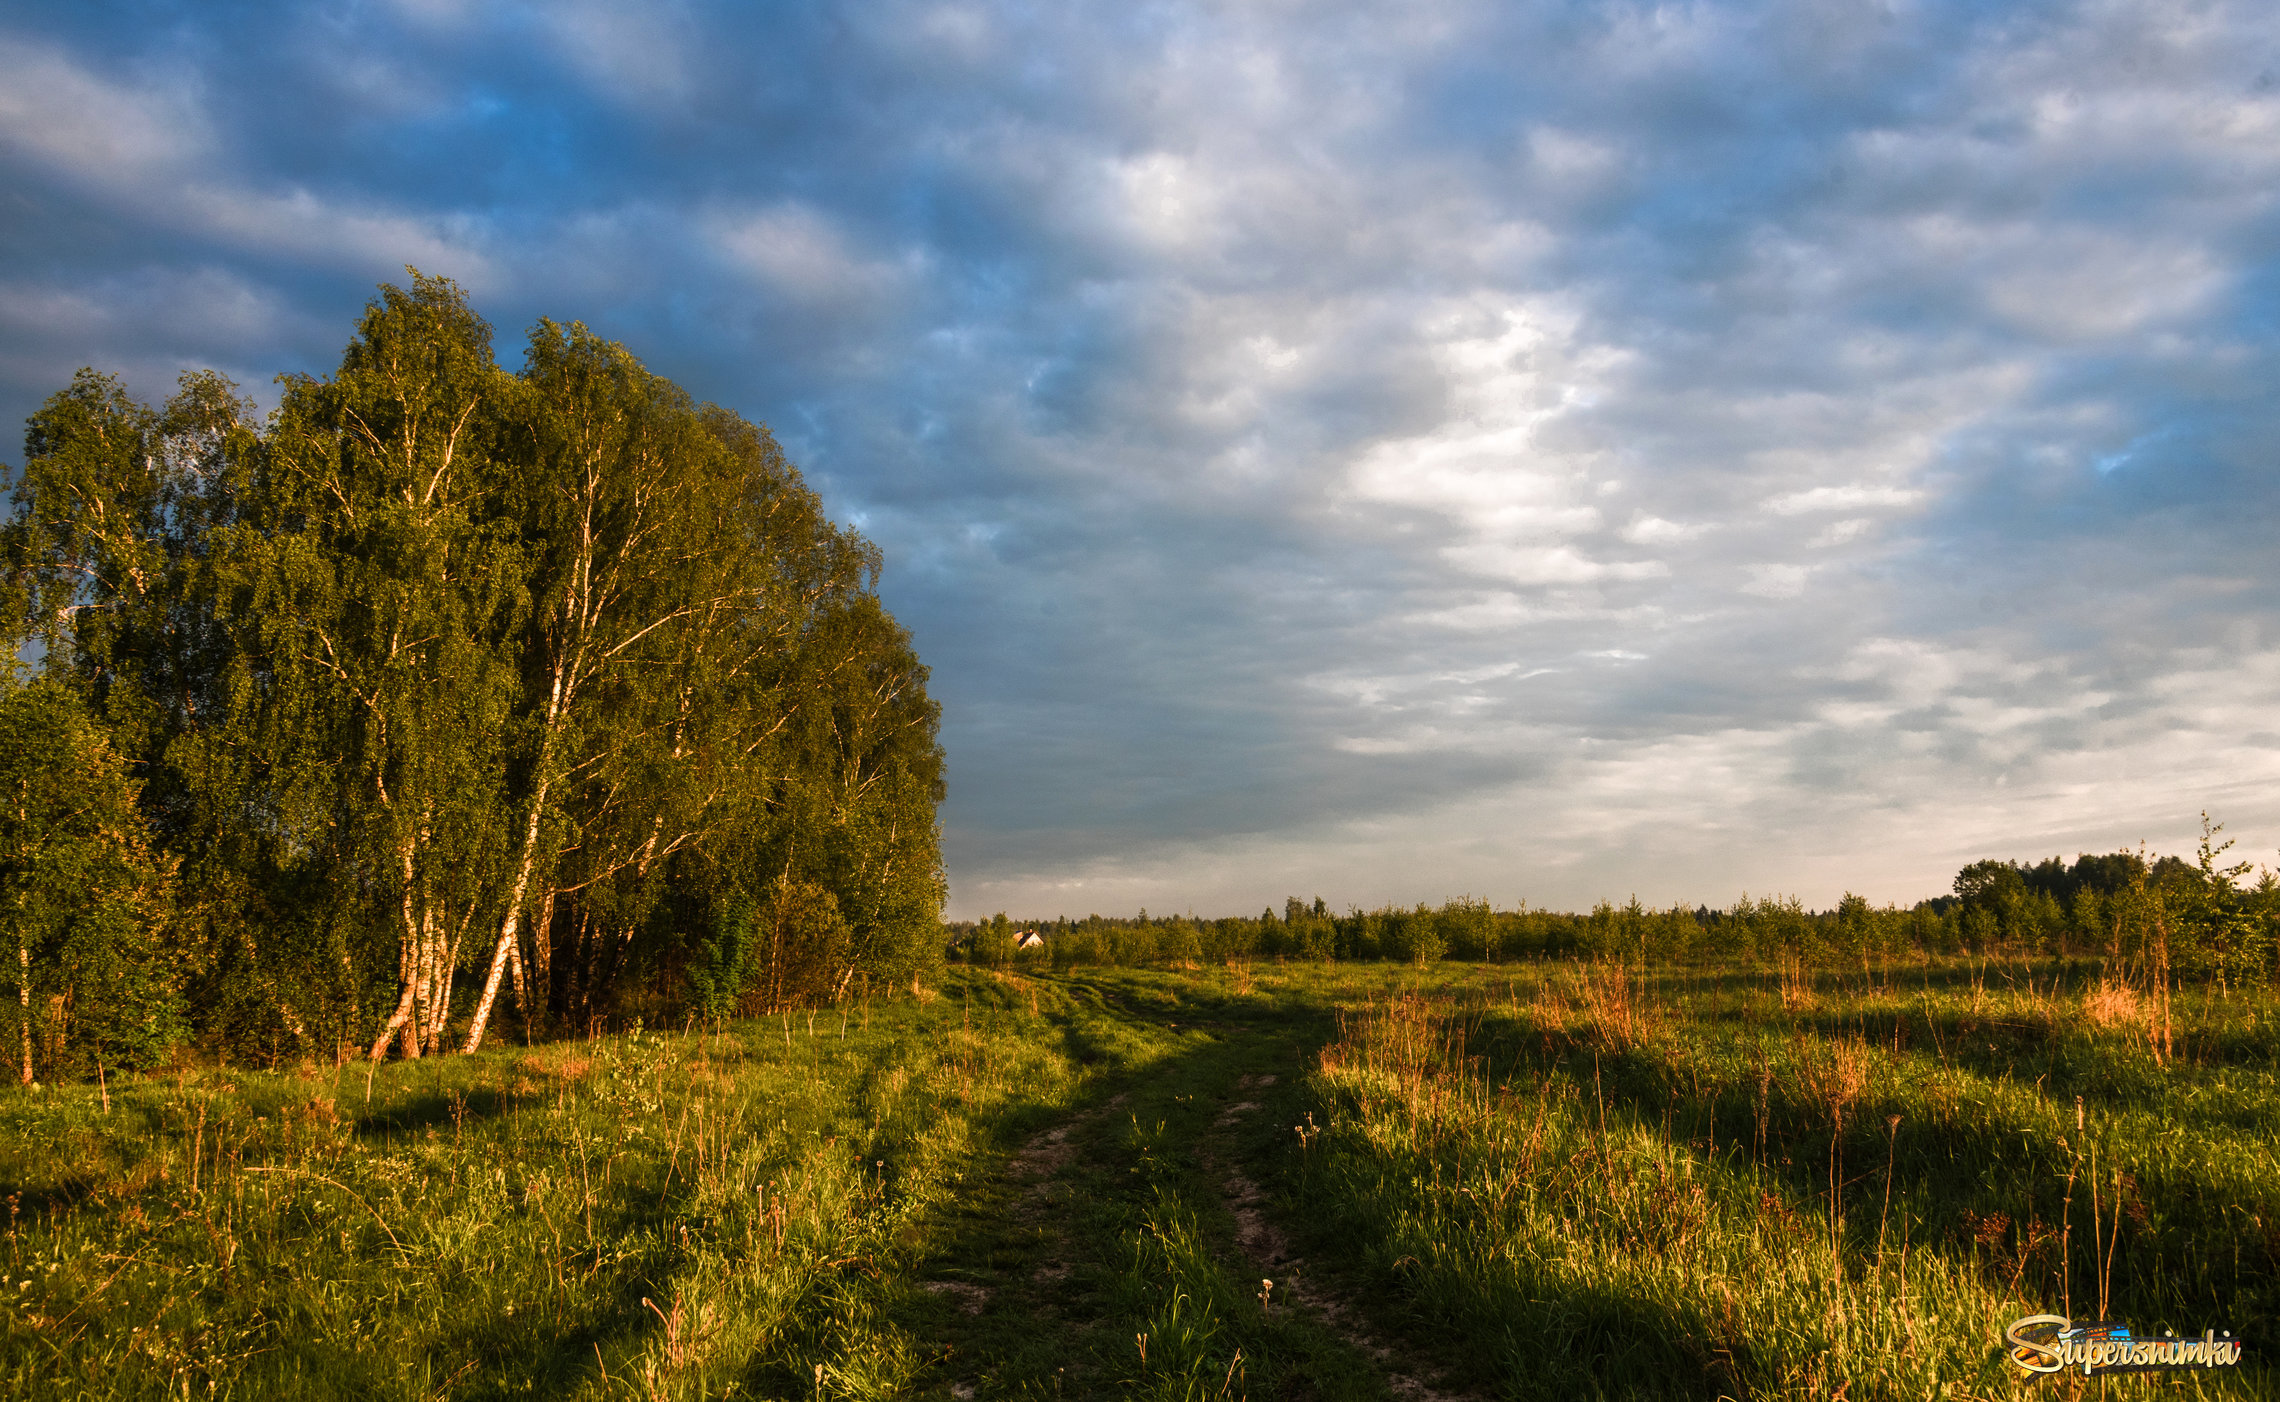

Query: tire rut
[1211,1076,1484,1402]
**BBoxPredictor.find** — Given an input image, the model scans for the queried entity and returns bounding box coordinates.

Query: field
[1,959,2272,1400]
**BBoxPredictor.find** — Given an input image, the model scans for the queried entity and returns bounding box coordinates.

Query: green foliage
[743,877,854,1012]
[2175,814,2266,982]
[685,896,759,1023]
[983,832,2280,992]
[1382,903,1444,966]
[1,273,947,1062]
[972,913,1016,966]
[0,680,179,1075]
[1434,895,1494,960]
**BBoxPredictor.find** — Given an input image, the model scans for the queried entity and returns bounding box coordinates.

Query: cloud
[0,266,322,420]
[0,35,208,177]
[1740,563,1811,599]
[4,0,2280,918]
[0,31,494,291]
[1765,485,1924,516]
[708,202,921,313]
[1622,516,1709,545]
[185,188,493,286]
[537,0,695,109]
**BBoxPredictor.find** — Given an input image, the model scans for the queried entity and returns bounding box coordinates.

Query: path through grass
[2,960,2272,1399]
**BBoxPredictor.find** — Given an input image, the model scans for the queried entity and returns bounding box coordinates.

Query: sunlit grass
[0,976,1095,1398]
[3,958,2272,1399]
[1295,961,2275,1399]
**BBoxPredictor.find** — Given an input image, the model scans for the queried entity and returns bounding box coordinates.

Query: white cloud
[1741,563,1811,599]
[1443,543,1667,586]
[9,0,2280,921]
[1526,125,1619,181]
[1622,515,1708,544]
[1764,485,1924,516]
[1339,294,1647,587]
[185,188,492,288]
[536,0,696,109]
[0,35,208,177]
[0,36,492,288]
[1105,151,1225,254]
[710,203,917,308]
[0,266,292,347]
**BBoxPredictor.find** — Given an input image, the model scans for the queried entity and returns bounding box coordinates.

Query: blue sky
[4,0,2277,918]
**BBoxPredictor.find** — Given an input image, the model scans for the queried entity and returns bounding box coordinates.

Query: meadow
[1,958,2272,1400]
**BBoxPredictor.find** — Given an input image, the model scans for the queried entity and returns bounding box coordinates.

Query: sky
[3,1,2277,920]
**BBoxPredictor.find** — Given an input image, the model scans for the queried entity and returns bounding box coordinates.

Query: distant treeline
[0,275,945,1080]
[954,827,2280,985]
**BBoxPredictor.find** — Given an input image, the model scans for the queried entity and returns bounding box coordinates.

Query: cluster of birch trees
[1,274,944,1074]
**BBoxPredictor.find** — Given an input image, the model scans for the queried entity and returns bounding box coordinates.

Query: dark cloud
[4,0,2278,917]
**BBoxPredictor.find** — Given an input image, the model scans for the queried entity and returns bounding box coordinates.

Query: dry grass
[2083,979,2145,1030]
[1520,960,1656,1050]
[1777,952,1818,1012]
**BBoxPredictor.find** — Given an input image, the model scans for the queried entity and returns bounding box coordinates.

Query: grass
[1,959,2272,1399]
[1292,959,2277,1399]
[0,979,1087,1398]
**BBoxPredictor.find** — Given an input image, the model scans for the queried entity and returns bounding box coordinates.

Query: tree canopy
[2,273,945,1068]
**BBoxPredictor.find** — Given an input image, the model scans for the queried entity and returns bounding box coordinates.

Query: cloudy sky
[4,1,2277,919]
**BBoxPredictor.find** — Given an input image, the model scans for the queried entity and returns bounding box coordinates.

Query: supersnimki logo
[2004,1315,2244,1378]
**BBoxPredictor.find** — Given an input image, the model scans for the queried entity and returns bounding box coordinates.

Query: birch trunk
[532,886,555,1016]
[573,902,595,1019]
[463,580,577,1055]
[415,907,436,1055]
[460,776,552,1054]
[443,914,466,1040]
[508,934,530,1043]
[370,838,425,1060]
[370,942,419,1060]
[17,940,30,1085]
[421,905,465,1055]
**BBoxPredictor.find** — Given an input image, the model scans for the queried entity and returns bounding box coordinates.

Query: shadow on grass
[882,968,1410,1401]
[1451,1008,2280,1365]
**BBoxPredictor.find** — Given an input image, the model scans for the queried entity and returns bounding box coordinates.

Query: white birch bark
[17,940,30,1085]
[369,919,419,1061]
[461,778,551,1053]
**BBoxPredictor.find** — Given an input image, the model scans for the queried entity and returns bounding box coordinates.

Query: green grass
[1291,960,2277,1399]
[2,960,2274,1399]
[0,977,1087,1398]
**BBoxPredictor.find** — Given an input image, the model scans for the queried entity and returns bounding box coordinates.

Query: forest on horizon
[953,831,2280,982]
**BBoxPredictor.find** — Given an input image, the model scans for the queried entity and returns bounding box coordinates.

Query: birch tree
[1,369,267,1038]
[3,275,949,1059]
[458,320,887,1049]
[0,679,177,1080]
[221,274,522,1060]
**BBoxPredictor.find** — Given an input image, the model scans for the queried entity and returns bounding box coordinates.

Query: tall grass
[6,958,2274,1399]
[1295,962,2274,1399]
[0,977,1090,1398]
